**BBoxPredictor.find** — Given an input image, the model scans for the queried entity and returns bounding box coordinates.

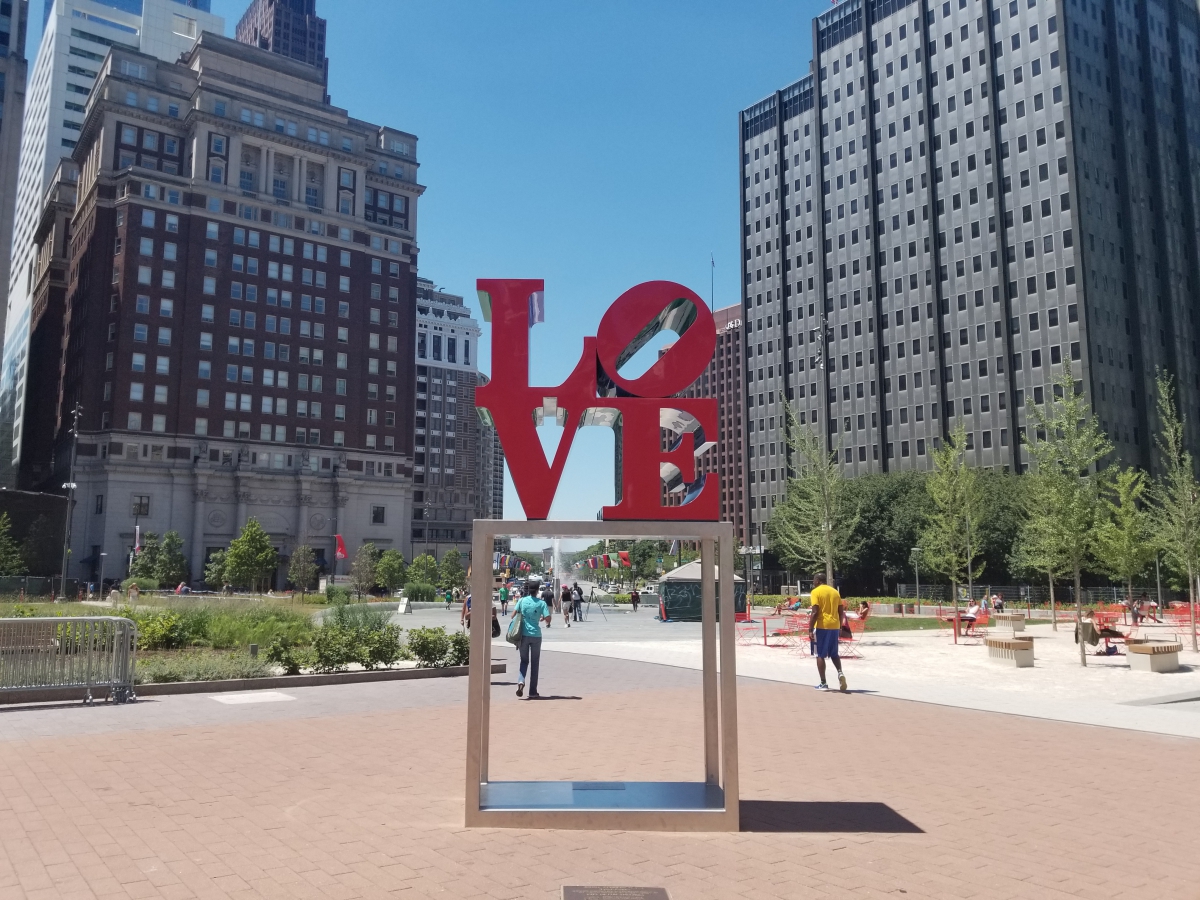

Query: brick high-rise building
[2,0,225,486]
[235,0,327,96]
[661,304,750,548]
[740,0,1200,549]
[53,32,423,586]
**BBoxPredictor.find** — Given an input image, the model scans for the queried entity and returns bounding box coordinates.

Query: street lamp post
[58,403,83,601]
[910,547,921,617]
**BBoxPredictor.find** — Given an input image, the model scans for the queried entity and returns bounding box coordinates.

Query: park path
[0,650,1197,899]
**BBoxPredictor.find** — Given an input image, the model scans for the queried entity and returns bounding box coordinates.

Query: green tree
[288,544,318,600]
[0,513,27,576]
[844,472,931,592]
[20,514,61,576]
[921,422,986,610]
[128,531,162,581]
[204,549,227,588]
[408,553,439,585]
[1094,468,1156,606]
[224,518,278,593]
[439,548,466,591]
[1148,372,1200,652]
[376,549,407,593]
[766,411,859,582]
[1025,363,1113,665]
[156,531,189,586]
[350,542,380,598]
[1010,471,1072,630]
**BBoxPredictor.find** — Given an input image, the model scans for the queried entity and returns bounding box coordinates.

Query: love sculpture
[465,278,739,833]
[475,278,719,521]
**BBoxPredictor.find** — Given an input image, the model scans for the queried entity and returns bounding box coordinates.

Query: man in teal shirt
[513,582,551,698]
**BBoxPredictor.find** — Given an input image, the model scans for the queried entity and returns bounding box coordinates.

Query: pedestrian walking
[630,588,640,612]
[513,582,551,698]
[541,582,556,628]
[560,584,573,627]
[807,573,848,692]
[499,583,510,616]
[571,582,583,621]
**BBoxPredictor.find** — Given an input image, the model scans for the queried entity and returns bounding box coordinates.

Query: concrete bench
[1127,641,1182,673]
[994,612,1026,632]
[985,636,1034,667]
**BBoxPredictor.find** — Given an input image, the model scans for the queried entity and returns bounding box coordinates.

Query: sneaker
[815,683,829,690]
[516,683,524,697]
[838,672,848,693]
[528,692,541,699]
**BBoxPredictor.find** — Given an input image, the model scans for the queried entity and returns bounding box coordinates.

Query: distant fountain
[552,538,562,597]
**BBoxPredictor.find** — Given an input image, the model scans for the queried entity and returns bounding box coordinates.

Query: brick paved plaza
[2,642,1199,899]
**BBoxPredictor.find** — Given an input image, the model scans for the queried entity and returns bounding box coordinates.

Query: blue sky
[33,0,821,541]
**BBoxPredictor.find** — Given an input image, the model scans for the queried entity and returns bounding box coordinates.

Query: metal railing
[0,617,137,704]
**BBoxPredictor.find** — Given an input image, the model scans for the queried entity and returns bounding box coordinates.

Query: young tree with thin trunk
[288,544,318,602]
[1148,372,1200,652]
[225,518,279,594]
[1024,363,1112,666]
[376,549,407,594]
[350,542,380,599]
[1094,468,1155,607]
[766,407,858,582]
[1010,473,1072,630]
[921,422,985,614]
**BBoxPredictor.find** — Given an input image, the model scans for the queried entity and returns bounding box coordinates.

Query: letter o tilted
[595,281,716,398]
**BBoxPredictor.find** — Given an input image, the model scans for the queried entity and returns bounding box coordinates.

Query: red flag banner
[335,534,348,560]
[618,550,632,568]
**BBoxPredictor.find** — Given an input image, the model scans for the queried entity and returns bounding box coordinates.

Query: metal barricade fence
[0,617,137,704]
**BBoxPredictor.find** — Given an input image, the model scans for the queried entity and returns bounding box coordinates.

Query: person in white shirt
[961,600,982,635]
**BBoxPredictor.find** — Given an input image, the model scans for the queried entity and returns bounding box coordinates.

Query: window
[133,324,149,342]
[371,506,386,525]
[128,412,143,430]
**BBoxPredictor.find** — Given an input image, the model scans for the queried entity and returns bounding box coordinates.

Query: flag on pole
[335,534,348,560]
[134,525,141,554]
[618,550,632,568]
[528,291,545,326]
[668,539,679,556]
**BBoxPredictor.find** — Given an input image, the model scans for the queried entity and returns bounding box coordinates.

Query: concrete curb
[0,662,506,705]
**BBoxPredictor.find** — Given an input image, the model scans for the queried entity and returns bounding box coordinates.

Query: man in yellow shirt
[808,573,848,692]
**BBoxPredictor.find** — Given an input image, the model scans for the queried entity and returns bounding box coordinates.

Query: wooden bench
[1127,641,1182,673]
[994,612,1026,632]
[984,636,1034,667]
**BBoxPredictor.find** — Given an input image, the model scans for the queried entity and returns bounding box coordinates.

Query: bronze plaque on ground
[562,888,670,900]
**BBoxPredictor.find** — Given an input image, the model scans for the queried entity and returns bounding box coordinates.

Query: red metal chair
[838,616,866,659]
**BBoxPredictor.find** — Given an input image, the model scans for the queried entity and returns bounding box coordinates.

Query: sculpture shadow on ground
[739,800,923,834]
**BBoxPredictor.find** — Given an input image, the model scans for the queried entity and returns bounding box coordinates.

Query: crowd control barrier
[0,616,137,704]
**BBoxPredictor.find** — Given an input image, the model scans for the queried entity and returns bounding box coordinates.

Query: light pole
[58,402,83,600]
[99,552,107,600]
[910,547,921,617]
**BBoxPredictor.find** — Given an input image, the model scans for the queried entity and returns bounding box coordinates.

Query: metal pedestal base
[466,520,739,832]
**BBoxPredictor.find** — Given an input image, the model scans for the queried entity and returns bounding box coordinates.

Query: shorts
[813,628,841,659]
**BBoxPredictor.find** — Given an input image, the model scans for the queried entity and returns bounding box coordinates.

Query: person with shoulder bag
[511,581,551,698]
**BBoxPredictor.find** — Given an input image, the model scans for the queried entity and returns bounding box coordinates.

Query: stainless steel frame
[466,520,739,831]
[0,616,138,704]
